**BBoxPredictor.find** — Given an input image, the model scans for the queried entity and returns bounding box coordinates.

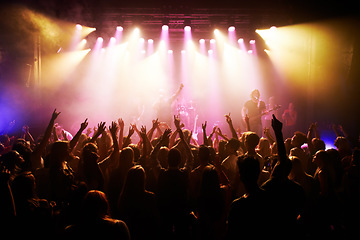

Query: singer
[242,89,266,136]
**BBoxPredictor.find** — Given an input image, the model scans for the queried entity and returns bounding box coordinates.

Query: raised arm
[271,114,287,163]
[202,121,208,146]
[90,122,106,143]
[32,109,60,169]
[174,115,193,171]
[225,113,238,139]
[69,118,88,151]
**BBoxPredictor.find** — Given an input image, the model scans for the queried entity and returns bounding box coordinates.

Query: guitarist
[242,89,266,137]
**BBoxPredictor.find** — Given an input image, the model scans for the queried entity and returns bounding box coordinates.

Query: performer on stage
[153,83,184,127]
[242,89,266,137]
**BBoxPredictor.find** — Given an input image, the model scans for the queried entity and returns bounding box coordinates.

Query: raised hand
[97,122,106,135]
[140,125,147,139]
[109,121,118,136]
[80,118,89,131]
[271,114,282,133]
[225,112,232,124]
[128,125,135,136]
[51,109,61,121]
[202,121,207,130]
[174,115,181,130]
[118,118,124,130]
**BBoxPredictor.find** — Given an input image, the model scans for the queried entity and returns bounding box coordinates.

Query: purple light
[184,26,191,32]
[116,26,123,31]
[228,26,235,32]
[162,25,169,31]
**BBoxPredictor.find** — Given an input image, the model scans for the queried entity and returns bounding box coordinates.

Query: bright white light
[76,24,82,31]
[116,26,123,31]
[208,49,213,54]
[168,50,173,54]
[139,38,145,43]
[270,26,277,30]
[134,28,140,34]
[199,39,205,44]
[228,26,235,32]
[238,38,244,43]
[148,39,153,44]
[184,26,191,32]
[210,39,216,44]
[162,25,169,31]
[249,40,256,44]
[248,50,253,54]
[97,37,103,43]
[214,29,220,35]
[110,37,116,43]
[181,50,186,54]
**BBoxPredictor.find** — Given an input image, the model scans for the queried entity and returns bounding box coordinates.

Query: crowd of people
[0,107,359,239]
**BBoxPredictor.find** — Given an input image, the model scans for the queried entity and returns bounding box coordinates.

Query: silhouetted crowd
[1,109,359,239]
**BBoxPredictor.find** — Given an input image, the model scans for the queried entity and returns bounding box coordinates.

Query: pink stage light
[147,39,154,55]
[162,25,169,31]
[238,38,244,43]
[184,26,191,32]
[181,50,186,54]
[168,50,173,54]
[228,26,235,32]
[210,39,216,44]
[199,39,206,54]
[249,40,256,44]
[116,26,123,31]
[208,49,213,55]
[97,37,103,43]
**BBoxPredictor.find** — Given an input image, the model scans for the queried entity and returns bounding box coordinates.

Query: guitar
[247,105,281,121]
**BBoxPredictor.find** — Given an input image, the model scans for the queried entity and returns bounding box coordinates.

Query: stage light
[139,38,145,43]
[181,50,186,54]
[228,26,235,32]
[248,50,253,54]
[162,25,169,31]
[148,39,153,44]
[116,26,123,31]
[134,28,140,34]
[208,49,213,54]
[168,50,173,54]
[210,39,216,44]
[110,37,116,44]
[270,26,277,30]
[199,39,205,44]
[249,40,255,44]
[184,26,191,32]
[57,47,62,53]
[97,37,103,43]
[76,24,82,31]
[214,29,220,35]
[238,38,244,43]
